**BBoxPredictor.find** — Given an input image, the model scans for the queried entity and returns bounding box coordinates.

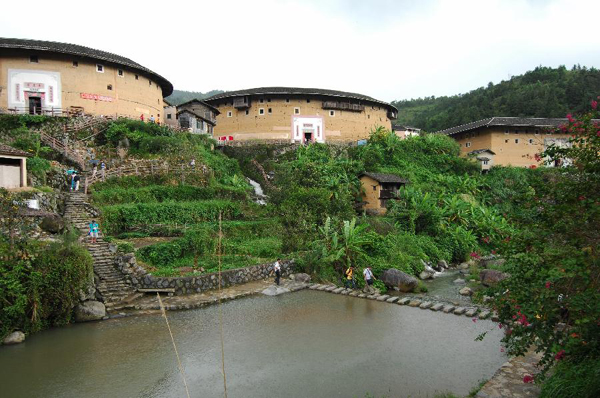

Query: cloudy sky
[2,0,599,102]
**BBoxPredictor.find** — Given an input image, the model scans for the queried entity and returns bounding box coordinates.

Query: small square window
[515,139,519,144]
[307,99,310,103]
[329,110,335,117]
[504,130,509,134]
[245,110,249,115]
[227,111,232,117]
[30,55,38,63]
[535,130,539,135]
[286,99,290,103]
[294,108,300,114]
[259,108,265,115]
[73,60,78,67]
[268,108,272,114]
[149,80,152,86]
[107,84,113,90]
[96,64,104,72]
[505,139,509,143]
[267,99,271,102]
[466,142,472,148]
[167,114,172,119]
[259,99,264,103]
[135,74,139,80]
[372,186,376,191]
[118,69,124,77]
[483,160,489,165]
[529,139,534,144]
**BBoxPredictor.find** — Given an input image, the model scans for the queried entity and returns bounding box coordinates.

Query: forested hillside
[164,89,224,105]
[392,65,600,132]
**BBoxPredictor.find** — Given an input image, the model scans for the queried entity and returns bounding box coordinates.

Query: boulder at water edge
[480,269,509,287]
[459,287,473,296]
[3,331,25,345]
[419,271,433,280]
[262,286,291,296]
[292,273,311,283]
[74,300,106,322]
[380,269,418,292]
[438,260,449,269]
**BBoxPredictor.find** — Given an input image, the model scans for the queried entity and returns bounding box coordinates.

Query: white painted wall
[8,69,62,110]
[0,165,22,188]
[292,116,324,143]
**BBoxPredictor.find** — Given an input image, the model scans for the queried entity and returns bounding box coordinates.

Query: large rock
[261,286,291,296]
[3,331,25,345]
[292,273,311,283]
[74,301,106,322]
[438,260,449,269]
[419,271,433,280]
[480,269,509,287]
[380,269,418,292]
[459,287,473,296]
[40,215,65,234]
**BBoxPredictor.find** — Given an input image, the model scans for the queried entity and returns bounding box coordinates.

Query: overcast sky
[2,0,599,102]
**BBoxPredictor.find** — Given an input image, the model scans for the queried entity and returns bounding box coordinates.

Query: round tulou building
[204,87,397,143]
[0,38,172,119]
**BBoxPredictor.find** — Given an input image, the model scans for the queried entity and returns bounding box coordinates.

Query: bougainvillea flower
[523,374,534,383]
[545,282,551,289]
[555,350,566,361]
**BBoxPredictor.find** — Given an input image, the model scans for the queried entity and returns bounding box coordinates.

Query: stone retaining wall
[114,251,294,295]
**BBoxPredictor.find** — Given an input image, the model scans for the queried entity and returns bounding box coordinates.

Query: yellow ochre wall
[0,50,165,119]
[452,127,571,167]
[360,175,384,213]
[211,97,392,142]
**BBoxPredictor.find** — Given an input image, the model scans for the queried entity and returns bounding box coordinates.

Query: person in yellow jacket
[344,265,356,289]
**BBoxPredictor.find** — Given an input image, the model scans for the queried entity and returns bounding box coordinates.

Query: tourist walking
[190,158,196,169]
[68,170,76,191]
[271,259,282,286]
[88,220,99,244]
[150,115,155,124]
[344,265,356,289]
[91,164,98,180]
[140,114,144,122]
[363,266,376,294]
[73,172,81,191]
[100,161,106,181]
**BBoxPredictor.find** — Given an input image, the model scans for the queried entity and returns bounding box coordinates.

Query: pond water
[0,290,506,398]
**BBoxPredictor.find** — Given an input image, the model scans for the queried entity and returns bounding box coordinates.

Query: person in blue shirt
[89,220,99,243]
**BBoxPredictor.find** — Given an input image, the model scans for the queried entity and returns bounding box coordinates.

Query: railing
[322,101,364,112]
[84,161,211,193]
[39,131,86,169]
[6,106,68,117]
[379,189,399,199]
[233,97,250,109]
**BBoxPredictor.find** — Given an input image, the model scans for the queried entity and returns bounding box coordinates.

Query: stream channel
[0,290,506,398]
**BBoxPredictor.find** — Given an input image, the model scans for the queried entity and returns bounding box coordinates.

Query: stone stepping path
[305,283,491,320]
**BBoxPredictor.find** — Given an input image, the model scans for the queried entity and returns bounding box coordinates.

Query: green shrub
[116,241,135,254]
[540,358,600,398]
[0,239,93,339]
[101,200,243,234]
[92,184,248,205]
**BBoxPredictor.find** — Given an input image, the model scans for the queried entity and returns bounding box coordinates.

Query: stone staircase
[64,192,143,312]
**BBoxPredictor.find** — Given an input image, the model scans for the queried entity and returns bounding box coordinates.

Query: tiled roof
[177,99,221,115]
[434,117,569,136]
[176,109,216,126]
[0,143,31,157]
[360,172,408,184]
[0,37,173,96]
[468,149,496,156]
[205,87,397,112]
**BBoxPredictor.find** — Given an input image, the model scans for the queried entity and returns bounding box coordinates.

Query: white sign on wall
[292,116,324,143]
[8,69,62,111]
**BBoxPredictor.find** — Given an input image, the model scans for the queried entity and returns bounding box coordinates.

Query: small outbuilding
[468,149,495,173]
[0,144,30,189]
[359,172,408,214]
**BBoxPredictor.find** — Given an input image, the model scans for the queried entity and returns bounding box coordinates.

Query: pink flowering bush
[482,102,600,397]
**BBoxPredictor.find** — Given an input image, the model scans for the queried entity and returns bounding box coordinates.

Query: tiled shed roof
[0,143,31,157]
[360,172,408,184]
[434,117,569,136]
